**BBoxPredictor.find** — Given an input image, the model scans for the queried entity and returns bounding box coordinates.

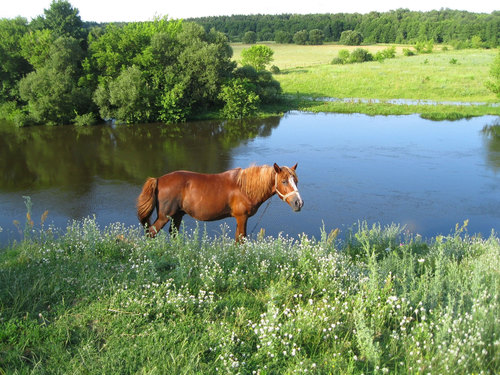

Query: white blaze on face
[288,176,302,202]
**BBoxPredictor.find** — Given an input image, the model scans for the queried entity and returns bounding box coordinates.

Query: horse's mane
[236,165,274,201]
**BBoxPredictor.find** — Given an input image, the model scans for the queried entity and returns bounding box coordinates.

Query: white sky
[1,0,497,23]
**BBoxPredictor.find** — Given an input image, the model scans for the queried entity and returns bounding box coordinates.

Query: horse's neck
[237,166,275,204]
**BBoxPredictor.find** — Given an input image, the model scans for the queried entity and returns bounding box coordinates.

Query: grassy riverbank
[1,218,498,374]
[233,44,500,119]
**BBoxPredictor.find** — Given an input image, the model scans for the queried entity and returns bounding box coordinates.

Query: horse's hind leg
[148,213,170,237]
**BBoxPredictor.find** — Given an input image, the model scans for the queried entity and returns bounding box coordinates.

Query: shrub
[74,112,97,126]
[270,65,280,74]
[349,48,373,63]
[403,48,415,56]
[331,49,350,65]
[219,78,259,119]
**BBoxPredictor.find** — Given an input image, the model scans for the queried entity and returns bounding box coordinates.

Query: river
[1,112,499,244]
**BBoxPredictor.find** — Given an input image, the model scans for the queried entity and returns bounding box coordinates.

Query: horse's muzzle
[291,196,304,212]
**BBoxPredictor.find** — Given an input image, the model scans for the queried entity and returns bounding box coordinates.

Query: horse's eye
[282,179,288,185]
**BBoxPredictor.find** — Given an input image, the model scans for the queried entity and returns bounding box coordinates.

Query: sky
[1,0,497,23]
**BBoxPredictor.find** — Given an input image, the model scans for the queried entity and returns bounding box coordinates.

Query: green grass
[1,218,499,374]
[233,44,500,118]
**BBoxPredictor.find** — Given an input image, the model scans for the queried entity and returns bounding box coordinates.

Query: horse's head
[273,163,304,212]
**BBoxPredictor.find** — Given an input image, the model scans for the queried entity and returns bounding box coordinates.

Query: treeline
[0,1,281,126]
[190,9,499,47]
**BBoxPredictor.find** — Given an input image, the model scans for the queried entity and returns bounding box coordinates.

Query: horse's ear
[292,163,298,171]
[273,163,281,173]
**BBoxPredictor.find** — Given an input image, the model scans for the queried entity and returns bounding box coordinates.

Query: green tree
[219,78,259,119]
[293,30,309,45]
[274,30,292,44]
[0,17,31,103]
[233,65,282,104]
[309,29,324,45]
[89,20,235,124]
[20,29,55,70]
[108,66,153,123]
[240,44,274,71]
[486,51,500,98]
[18,36,92,125]
[243,31,257,44]
[31,0,85,40]
[340,30,364,45]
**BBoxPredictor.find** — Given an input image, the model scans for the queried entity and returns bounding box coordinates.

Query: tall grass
[1,217,498,374]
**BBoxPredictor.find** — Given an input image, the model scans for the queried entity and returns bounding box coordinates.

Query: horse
[136,163,303,241]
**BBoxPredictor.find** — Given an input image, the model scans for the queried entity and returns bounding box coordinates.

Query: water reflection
[0,117,281,191]
[482,120,500,173]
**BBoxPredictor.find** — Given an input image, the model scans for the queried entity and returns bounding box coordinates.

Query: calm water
[1,112,499,244]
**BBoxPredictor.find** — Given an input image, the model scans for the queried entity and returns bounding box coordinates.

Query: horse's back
[156,169,241,221]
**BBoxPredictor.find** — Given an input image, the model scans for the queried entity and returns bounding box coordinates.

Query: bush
[415,40,434,54]
[331,49,350,64]
[219,78,259,119]
[233,66,282,103]
[403,48,415,56]
[73,112,97,126]
[349,48,373,63]
[375,46,396,62]
[270,65,280,74]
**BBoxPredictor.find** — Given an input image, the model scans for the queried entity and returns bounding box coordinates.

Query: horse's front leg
[235,215,248,242]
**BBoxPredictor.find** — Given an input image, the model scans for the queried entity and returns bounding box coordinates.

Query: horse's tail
[137,177,157,227]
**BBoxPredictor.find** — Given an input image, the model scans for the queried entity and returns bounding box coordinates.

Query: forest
[0,2,498,127]
[191,10,499,47]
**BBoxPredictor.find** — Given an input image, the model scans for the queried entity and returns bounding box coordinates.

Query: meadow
[1,214,499,374]
[232,43,500,118]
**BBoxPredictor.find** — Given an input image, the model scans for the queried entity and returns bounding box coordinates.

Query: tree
[0,17,31,103]
[242,31,257,44]
[240,45,274,71]
[293,30,309,45]
[19,36,92,125]
[90,20,235,124]
[274,31,292,44]
[309,29,324,45]
[233,65,282,104]
[340,30,364,45]
[108,66,153,123]
[486,51,500,98]
[32,0,85,40]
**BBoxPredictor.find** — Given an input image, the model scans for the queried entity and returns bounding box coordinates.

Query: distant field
[232,44,499,104]
[232,43,414,69]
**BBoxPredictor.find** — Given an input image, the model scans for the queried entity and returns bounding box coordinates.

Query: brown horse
[136,163,303,240]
